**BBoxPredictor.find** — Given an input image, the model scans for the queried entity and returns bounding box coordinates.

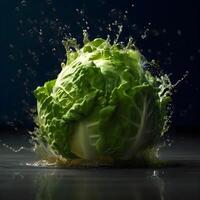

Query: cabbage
[34,38,172,165]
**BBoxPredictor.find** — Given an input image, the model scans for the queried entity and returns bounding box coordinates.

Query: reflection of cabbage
[34,38,171,164]
[34,170,165,200]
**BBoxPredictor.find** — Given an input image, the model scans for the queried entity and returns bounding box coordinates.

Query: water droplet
[152,170,159,177]
[141,28,149,39]
[9,44,14,48]
[147,49,152,53]
[15,7,20,12]
[114,25,123,44]
[39,29,42,35]
[177,29,182,36]
[126,37,135,49]
[152,30,160,37]
[8,55,15,60]
[20,0,27,7]
[83,29,89,44]
[46,0,53,5]
[173,70,189,88]
[189,55,195,61]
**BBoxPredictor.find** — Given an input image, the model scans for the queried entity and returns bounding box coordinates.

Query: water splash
[126,36,135,49]
[7,1,188,167]
[114,25,123,44]
[1,143,25,153]
[0,138,33,153]
[172,70,189,88]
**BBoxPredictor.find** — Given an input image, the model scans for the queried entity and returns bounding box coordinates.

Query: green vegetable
[34,38,172,165]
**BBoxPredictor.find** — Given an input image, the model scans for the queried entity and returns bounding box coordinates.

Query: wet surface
[1,134,200,200]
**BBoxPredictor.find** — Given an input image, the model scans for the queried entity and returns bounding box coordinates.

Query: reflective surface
[1,135,200,200]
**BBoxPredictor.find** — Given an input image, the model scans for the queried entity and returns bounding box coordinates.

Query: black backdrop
[0,0,199,135]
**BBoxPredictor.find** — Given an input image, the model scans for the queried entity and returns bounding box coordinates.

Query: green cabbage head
[34,38,171,164]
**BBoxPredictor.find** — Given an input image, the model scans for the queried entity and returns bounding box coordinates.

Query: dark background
[0,0,199,135]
